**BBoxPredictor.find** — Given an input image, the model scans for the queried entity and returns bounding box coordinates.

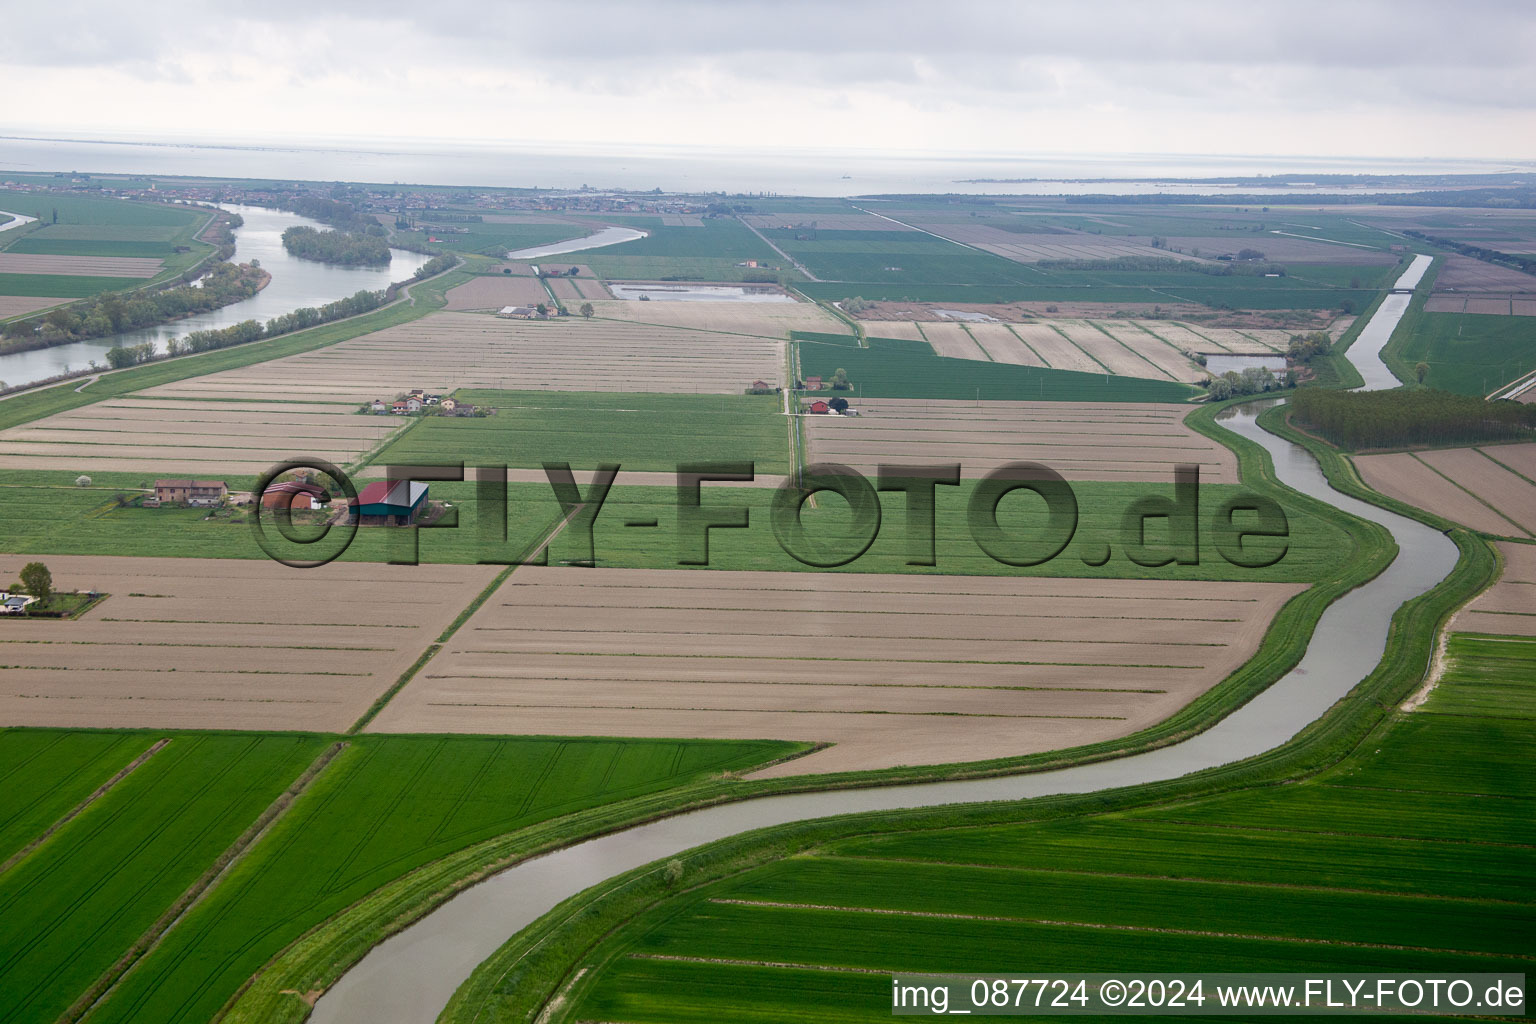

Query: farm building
[260,480,328,511]
[1,595,31,615]
[497,305,543,319]
[152,479,227,507]
[348,480,429,526]
[808,400,831,414]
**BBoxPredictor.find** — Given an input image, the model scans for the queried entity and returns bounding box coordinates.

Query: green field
[369,391,787,474]
[0,273,148,298]
[1389,310,1536,396]
[529,632,1536,1023]
[0,732,158,867]
[0,466,1353,582]
[79,734,793,1024]
[7,237,179,258]
[795,338,1202,403]
[0,192,202,231]
[0,734,324,1024]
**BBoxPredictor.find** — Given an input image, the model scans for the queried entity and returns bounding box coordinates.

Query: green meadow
[549,633,1536,1024]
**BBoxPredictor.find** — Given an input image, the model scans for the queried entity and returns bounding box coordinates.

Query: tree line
[1035,255,1285,276]
[1403,230,1536,277]
[3,261,266,348]
[1290,387,1536,450]
[282,226,391,266]
[105,287,392,369]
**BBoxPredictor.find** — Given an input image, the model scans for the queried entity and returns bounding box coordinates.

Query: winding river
[0,205,430,388]
[312,256,1447,1024]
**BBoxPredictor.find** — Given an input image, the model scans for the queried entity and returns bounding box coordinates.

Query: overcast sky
[5,0,1535,162]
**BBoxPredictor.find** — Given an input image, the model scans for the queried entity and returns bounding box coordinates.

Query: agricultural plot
[545,276,610,301]
[1354,444,1536,538]
[558,633,1535,1023]
[0,295,66,318]
[135,312,785,400]
[584,297,843,338]
[743,214,915,232]
[0,253,162,277]
[0,396,405,474]
[0,733,322,1024]
[443,274,549,310]
[0,273,148,299]
[802,399,1238,482]
[1391,311,1536,395]
[862,319,1279,375]
[891,217,1188,263]
[918,321,988,360]
[1454,542,1536,637]
[370,391,787,474]
[796,337,1202,403]
[0,554,498,731]
[368,566,1304,776]
[0,731,158,867]
[81,733,795,1024]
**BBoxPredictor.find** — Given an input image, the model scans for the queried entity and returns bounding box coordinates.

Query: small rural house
[348,480,429,526]
[405,397,424,413]
[803,376,823,391]
[808,399,831,414]
[152,479,228,507]
[1,595,31,615]
[440,397,458,413]
[261,480,327,511]
[391,400,410,415]
[369,399,388,414]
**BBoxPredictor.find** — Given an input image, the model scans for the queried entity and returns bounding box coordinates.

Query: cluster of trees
[412,253,458,280]
[1287,331,1333,363]
[1035,255,1284,277]
[261,288,390,337]
[102,286,392,370]
[842,296,874,313]
[2,261,266,347]
[1206,366,1292,400]
[105,341,156,369]
[168,319,265,356]
[282,226,391,266]
[1403,229,1536,276]
[281,196,386,236]
[1290,388,1536,450]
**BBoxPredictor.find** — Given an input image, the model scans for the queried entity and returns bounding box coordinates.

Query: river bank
[0,205,430,388]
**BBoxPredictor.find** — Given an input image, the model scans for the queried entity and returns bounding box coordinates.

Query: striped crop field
[548,633,1535,1023]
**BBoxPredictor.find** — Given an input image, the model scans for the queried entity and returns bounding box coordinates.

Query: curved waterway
[312,275,1455,1023]
[1347,253,1432,392]
[0,205,430,388]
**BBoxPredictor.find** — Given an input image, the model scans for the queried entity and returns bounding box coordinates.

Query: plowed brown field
[367,566,1303,775]
[0,555,497,731]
